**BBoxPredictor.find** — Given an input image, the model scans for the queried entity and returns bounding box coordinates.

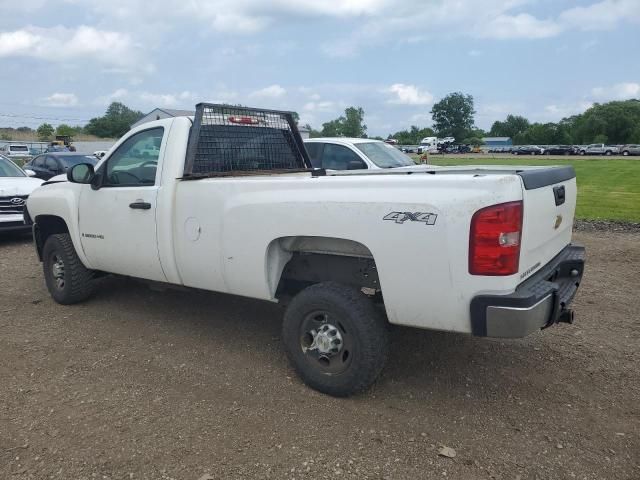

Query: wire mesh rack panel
[183,103,311,177]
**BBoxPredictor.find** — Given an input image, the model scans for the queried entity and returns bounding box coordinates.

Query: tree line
[309,95,640,146]
[13,96,640,146]
[3,103,144,141]
[489,100,640,145]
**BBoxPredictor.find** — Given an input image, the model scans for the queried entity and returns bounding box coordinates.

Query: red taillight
[469,201,523,276]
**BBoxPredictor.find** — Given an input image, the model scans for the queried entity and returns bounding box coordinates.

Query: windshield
[57,155,98,167]
[0,157,26,177]
[354,142,415,168]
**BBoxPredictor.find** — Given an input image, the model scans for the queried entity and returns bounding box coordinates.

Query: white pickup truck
[26,104,585,396]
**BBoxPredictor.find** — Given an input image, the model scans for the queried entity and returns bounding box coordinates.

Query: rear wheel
[282,282,389,397]
[43,233,96,305]
[622,150,629,156]
[605,150,612,156]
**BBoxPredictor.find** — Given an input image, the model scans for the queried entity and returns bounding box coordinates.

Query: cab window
[103,128,164,186]
[321,144,366,170]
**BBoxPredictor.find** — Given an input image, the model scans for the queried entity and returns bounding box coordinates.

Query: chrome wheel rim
[300,310,352,375]
[51,254,65,290]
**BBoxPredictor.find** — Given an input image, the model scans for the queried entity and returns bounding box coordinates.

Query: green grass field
[423,156,640,222]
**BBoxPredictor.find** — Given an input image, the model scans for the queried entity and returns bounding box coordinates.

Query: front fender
[27,183,92,269]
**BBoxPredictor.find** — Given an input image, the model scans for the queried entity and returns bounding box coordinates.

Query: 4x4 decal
[383,212,437,225]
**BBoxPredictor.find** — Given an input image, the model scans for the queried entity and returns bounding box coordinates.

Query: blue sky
[0,0,638,136]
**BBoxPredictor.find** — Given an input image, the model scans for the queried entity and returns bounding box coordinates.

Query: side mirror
[67,163,95,184]
[347,160,366,170]
[24,169,36,177]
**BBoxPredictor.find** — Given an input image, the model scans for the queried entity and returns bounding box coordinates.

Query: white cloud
[3,1,637,63]
[475,14,562,39]
[303,101,336,112]
[139,90,197,108]
[559,0,640,31]
[94,88,129,105]
[41,93,79,107]
[409,113,431,123]
[249,84,286,98]
[542,102,594,119]
[0,25,146,72]
[591,82,640,101]
[0,30,39,56]
[387,84,433,106]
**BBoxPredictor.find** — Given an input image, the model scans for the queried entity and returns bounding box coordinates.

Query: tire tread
[282,281,388,397]
[43,233,96,304]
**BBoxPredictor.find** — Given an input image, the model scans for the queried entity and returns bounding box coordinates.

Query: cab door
[78,127,167,281]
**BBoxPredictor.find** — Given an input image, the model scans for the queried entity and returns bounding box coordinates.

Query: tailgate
[518,166,577,280]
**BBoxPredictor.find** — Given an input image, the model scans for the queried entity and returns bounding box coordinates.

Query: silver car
[620,144,640,156]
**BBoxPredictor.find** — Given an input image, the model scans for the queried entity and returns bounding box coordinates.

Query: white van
[1,144,30,157]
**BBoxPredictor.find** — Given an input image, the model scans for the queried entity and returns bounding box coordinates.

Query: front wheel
[43,233,96,305]
[282,282,389,397]
[622,150,629,156]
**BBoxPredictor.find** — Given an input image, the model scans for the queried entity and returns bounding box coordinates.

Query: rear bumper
[470,244,585,338]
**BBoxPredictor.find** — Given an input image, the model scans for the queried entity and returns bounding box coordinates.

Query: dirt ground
[1,231,638,480]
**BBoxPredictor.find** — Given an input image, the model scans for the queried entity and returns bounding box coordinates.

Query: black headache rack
[182,103,314,179]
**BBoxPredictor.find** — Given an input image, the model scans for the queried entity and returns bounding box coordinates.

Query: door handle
[129,201,151,210]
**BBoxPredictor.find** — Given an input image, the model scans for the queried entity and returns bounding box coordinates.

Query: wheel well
[34,215,69,261]
[269,236,380,300]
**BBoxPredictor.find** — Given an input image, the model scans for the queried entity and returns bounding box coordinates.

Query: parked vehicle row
[486,143,639,156]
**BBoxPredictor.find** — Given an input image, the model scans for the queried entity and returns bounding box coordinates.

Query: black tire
[622,150,629,156]
[42,233,96,305]
[605,150,612,156]
[579,150,585,155]
[282,282,389,397]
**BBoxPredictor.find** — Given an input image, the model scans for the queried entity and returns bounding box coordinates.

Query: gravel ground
[1,231,638,480]
[574,219,640,233]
